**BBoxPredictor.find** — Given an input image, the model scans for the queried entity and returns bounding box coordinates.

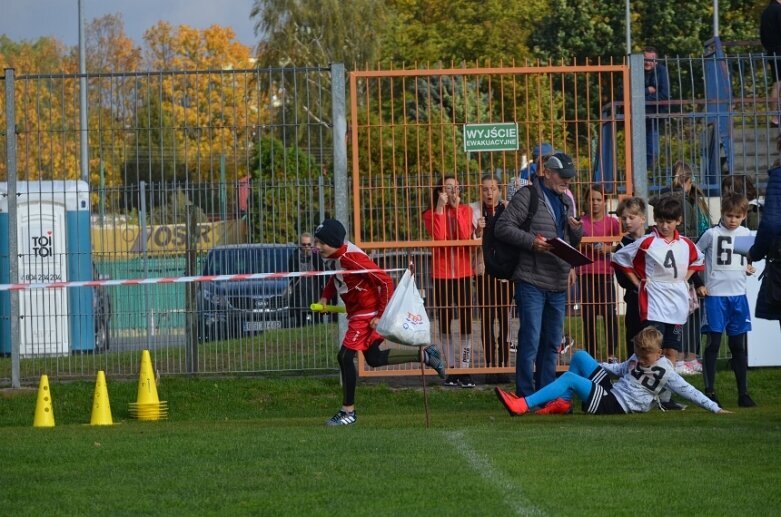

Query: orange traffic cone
[129,350,168,421]
[90,370,113,426]
[33,374,55,427]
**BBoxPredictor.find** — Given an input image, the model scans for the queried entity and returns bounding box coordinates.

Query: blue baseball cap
[532,142,555,160]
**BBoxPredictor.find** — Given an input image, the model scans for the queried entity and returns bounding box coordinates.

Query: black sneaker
[458,375,476,388]
[705,391,720,406]
[660,400,687,411]
[443,375,460,387]
[424,345,447,379]
[738,394,757,407]
[325,410,357,426]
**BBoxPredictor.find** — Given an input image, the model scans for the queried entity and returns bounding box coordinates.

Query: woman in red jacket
[423,175,475,388]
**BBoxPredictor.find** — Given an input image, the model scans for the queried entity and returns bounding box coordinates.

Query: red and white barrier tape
[0,268,406,292]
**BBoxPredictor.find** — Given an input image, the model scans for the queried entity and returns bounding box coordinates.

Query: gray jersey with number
[602,356,720,413]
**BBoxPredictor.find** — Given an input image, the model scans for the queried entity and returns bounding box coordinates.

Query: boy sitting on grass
[495,326,729,416]
[313,219,446,426]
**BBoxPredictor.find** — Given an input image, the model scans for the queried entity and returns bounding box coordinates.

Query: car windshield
[205,247,293,275]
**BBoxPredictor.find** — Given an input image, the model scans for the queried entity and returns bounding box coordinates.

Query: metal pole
[713,0,719,38]
[330,63,348,347]
[139,181,153,340]
[219,154,227,221]
[629,53,649,203]
[625,0,632,55]
[5,68,20,388]
[78,0,89,183]
[185,199,198,374]
[331,64,347,229]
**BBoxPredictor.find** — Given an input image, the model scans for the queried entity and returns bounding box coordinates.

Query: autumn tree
[120,23,258,214]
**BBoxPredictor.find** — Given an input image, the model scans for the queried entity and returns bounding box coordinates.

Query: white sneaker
[675,361,697,376]
[686,360,703,373]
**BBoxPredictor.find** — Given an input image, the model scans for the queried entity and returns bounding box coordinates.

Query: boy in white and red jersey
[611,196,704,365]
[697,193,757,407]
[313,219,446,426]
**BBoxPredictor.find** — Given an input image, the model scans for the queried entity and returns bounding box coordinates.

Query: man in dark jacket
[288,232,328,326]
[495,152,583,401]
[643,46,670,170]
[749,162,781,325]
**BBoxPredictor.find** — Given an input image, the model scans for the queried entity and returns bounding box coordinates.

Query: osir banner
[92,220,248,257]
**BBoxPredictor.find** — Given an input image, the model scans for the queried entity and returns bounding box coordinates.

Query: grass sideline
[2,368,781,515]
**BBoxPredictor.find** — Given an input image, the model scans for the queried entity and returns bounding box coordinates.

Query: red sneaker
[534,398,573,415]
[494,387,529,416]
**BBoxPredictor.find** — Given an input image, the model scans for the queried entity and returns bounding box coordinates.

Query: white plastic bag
[376,269,431,346]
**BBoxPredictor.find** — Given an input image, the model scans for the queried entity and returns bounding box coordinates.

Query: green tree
[247,135,320,243]
[251,0,389,67]
[381,0,545,65]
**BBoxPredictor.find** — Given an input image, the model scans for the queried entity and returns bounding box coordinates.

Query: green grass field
[2,367,781,515]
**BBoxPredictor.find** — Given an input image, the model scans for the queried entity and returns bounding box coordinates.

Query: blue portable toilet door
[17,201,70,356]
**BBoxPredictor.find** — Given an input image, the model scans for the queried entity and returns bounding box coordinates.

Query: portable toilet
[0,181,94,356]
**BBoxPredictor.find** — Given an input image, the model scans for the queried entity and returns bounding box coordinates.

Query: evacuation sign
[462,122,519,152]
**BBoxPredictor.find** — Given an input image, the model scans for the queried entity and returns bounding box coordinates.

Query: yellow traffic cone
[33,374,55,428]
[90,370,113,426]
[129,350,168,421]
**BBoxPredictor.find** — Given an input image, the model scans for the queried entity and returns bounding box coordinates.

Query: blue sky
[2,0,259,48]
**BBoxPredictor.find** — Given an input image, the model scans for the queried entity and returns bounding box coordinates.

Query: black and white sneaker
[326,410,357,426]
[458,375,476,389]
[443,375,460,387]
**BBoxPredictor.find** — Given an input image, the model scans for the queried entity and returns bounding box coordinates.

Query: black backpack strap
[520,185,538,233]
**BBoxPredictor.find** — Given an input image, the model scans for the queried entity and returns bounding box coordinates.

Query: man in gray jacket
[495,152,583,401]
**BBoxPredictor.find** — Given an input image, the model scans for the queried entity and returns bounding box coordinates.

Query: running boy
[313,219,446,426]
[613,197,648,356]
[611,195,704,365]
[696,192,757,407]
[495,326,727,415]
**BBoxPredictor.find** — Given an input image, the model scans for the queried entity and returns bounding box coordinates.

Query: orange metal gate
[348,63,633,378]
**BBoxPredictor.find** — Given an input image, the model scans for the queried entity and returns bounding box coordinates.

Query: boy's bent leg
[515,282,544,396]
[525,371,593,408]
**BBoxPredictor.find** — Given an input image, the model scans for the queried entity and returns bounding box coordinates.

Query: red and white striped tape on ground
[0,268,406,292]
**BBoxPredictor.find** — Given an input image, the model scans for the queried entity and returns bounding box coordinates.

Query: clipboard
[545,237,593,267]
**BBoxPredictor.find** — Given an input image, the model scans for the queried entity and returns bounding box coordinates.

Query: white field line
[442,430,546,517]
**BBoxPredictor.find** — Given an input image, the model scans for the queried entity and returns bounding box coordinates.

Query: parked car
[197,244,302,342]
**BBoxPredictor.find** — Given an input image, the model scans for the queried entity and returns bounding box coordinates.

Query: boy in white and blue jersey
[697,193,757,407]
[495,326,726,416]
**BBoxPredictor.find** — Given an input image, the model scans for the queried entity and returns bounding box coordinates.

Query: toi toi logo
[32,234,54,258]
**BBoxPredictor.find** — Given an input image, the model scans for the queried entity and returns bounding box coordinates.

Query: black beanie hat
[314,219,346,248]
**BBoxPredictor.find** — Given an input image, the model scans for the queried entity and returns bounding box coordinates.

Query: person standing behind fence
[508,142,554,199]
[670,161,711,375]
[761,0,781,128]
[643,46,670,170]
[613,197,649,358]
[289,232,328,326]
[423,175,476,388]
[495,152,583,403]
[579,184,621,361]
[471,174,513,374]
